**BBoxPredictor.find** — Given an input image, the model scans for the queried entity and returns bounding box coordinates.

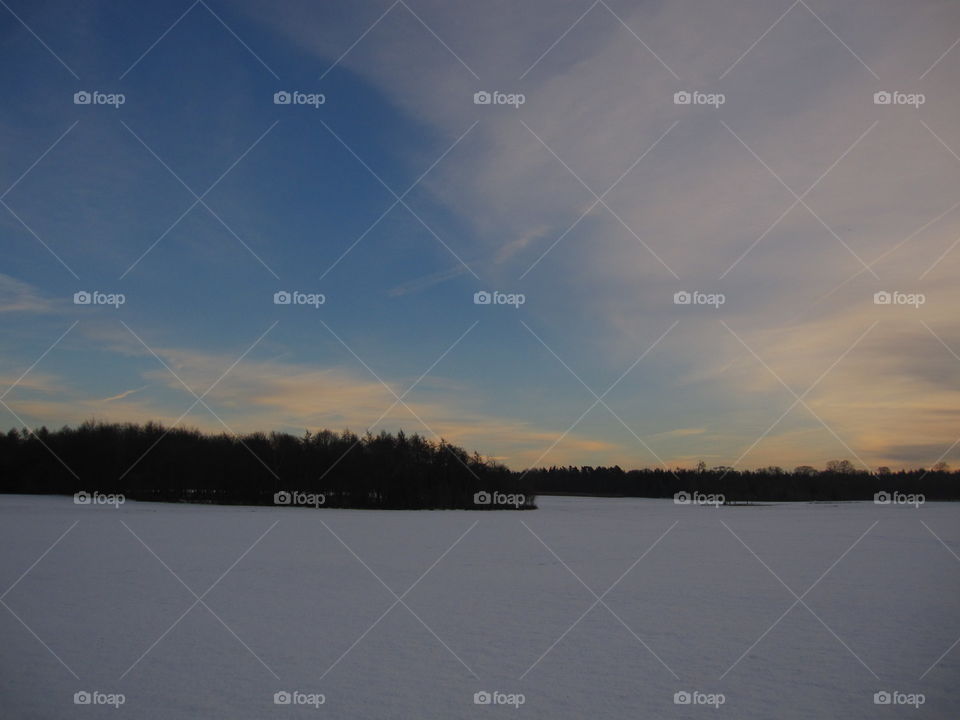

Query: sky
[1,0,959,471]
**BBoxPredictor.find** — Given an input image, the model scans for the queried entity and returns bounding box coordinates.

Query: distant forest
[0,421,957,508]
[0,422,531,510]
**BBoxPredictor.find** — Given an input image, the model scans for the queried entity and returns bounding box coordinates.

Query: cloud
[0,274,55,314]
[101,385,149,402]
[388,265,468,296]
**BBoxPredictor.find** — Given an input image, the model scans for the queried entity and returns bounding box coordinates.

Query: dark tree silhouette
[0,421,535,510]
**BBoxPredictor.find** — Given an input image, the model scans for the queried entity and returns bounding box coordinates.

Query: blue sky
[2,0,960,470]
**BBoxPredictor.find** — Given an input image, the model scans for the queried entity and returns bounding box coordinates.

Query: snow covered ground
[1,494,957,719]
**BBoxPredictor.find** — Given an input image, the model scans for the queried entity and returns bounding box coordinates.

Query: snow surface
[1,494,958,719]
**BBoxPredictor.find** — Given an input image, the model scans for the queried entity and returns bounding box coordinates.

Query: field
[1,494,957,718]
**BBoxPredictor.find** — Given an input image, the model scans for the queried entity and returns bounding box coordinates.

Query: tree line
[1,421,956,507]
[523,461,959,502]
[0,421,534,510]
